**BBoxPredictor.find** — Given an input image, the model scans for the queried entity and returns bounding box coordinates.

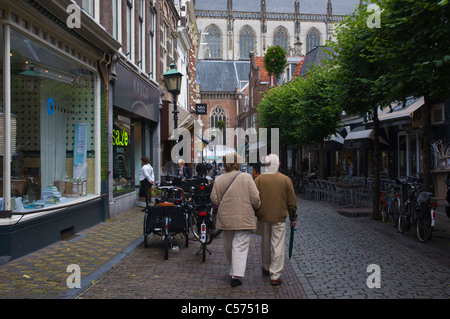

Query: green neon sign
[112,128,129,147]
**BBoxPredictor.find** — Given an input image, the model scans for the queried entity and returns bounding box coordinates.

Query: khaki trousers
[222,230,252,278]
[258,221,286,280]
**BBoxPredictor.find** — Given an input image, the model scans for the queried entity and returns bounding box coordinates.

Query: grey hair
[264,154,279,173]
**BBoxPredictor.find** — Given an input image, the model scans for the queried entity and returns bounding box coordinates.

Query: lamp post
[163,60,183,141]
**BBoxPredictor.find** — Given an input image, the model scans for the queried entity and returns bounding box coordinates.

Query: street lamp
[163,60,183,140]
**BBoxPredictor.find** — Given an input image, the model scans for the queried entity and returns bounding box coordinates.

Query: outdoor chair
[314,179,322,200]
[304,180,315,200]
[330,182,347,206]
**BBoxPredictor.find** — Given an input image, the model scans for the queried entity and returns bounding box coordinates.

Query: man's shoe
[270,278,282,286]
[262,268,270,276]
[231,278,242,287]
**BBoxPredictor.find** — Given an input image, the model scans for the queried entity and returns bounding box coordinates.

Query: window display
[4,29,98,212]
[113,114,134,195]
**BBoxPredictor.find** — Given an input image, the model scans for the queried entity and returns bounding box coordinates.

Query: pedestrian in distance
[177,158,192,179]
[254,154,297,286]
[211,152,261,287]
[139,156,155,207]
[195,161,207,177]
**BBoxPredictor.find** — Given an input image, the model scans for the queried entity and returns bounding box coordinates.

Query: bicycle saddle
[158,201,175,207]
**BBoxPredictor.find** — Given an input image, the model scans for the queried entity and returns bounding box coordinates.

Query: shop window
[7,29,98,212]
[113,114,134,195]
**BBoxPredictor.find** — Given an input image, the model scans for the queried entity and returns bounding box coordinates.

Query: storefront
[109,60,161,217]
[0,2,118,259]
[378,97,425,178]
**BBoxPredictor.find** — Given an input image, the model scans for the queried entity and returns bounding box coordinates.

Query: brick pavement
[79,232,305,299]
[1,194,449,300]
[0,203,306,299]
[288,198,450,299]
[0,206,143,299]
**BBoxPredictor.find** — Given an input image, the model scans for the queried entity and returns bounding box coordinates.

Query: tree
[258,64,342,179]
[263,45,288,80]
[258,78,302,147]
[329,3,393,219]
[293,65,343,179]
[375,0,450,192]
[330,0,450,218]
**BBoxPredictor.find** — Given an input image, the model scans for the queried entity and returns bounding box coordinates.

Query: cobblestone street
[1,195,449,300]
[79,196,450,299]
[288,198,450,299]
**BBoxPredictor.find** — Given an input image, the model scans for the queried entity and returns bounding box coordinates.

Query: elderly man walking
[254,154,297,286]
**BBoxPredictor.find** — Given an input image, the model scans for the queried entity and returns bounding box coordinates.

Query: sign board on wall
[195,103,207,115]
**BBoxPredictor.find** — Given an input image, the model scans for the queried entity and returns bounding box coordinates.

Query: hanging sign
[195,103,207,115]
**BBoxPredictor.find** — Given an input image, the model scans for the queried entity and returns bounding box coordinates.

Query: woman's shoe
[231,278,242,287]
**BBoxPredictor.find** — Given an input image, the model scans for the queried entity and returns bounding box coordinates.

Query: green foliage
[257,64,342,147]
[263,45,288,79]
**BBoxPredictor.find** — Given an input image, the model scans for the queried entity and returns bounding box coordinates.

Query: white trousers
[258,221,286,280]
[222,230,251,278]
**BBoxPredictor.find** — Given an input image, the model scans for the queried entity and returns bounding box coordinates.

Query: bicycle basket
[192,184,212,206]
[167,205,186,233]
[417,192,432,205]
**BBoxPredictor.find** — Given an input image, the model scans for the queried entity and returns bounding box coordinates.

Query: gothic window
[239,26,255,59]
[273,27,288,52]
[205,25,222,59]
[210,106,227,144]
[306,28,321,53]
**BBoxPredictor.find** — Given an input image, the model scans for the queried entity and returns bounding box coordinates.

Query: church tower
[326,0,334,41]
[227,0,234,59]
[261,0,267,52]
[293,0,303,56]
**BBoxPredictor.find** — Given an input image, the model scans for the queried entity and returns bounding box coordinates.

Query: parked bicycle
[396,177,436,243]
[444,180,450,219]
[143,185,189,260]
[281,168,302,193]
[188,182,222,262]
[379,180,401,225]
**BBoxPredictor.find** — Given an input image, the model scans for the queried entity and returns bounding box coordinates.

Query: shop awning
[377,96,424,127]
[324,132,345,151]
[343,128,388,150]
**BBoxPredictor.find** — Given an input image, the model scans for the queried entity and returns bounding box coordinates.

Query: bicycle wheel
[190,213,200,240]
[398,202,410,233]
[381,201,389,223]
[206,207,222,245]
[164,217,170,260]
[184,212,190,248]
[416,206,433,243]
[392,197,401,226]
[143,213,149,248]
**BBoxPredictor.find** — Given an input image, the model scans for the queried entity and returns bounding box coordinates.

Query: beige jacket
[210,171,261,230]
[254,171,297,223]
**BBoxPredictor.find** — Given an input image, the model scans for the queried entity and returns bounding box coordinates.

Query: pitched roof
[195,60,250,92]
[293,59,304,77]
[298,46,334,76]
[254,57,270,82]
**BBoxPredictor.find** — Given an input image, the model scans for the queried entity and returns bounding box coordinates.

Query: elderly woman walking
[211,153,260,287]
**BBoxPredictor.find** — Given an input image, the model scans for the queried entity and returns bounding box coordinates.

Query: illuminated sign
[112,128,129,146]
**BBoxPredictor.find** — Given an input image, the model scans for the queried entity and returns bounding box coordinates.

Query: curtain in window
[239,26,255,59]
[40,82,67,189]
